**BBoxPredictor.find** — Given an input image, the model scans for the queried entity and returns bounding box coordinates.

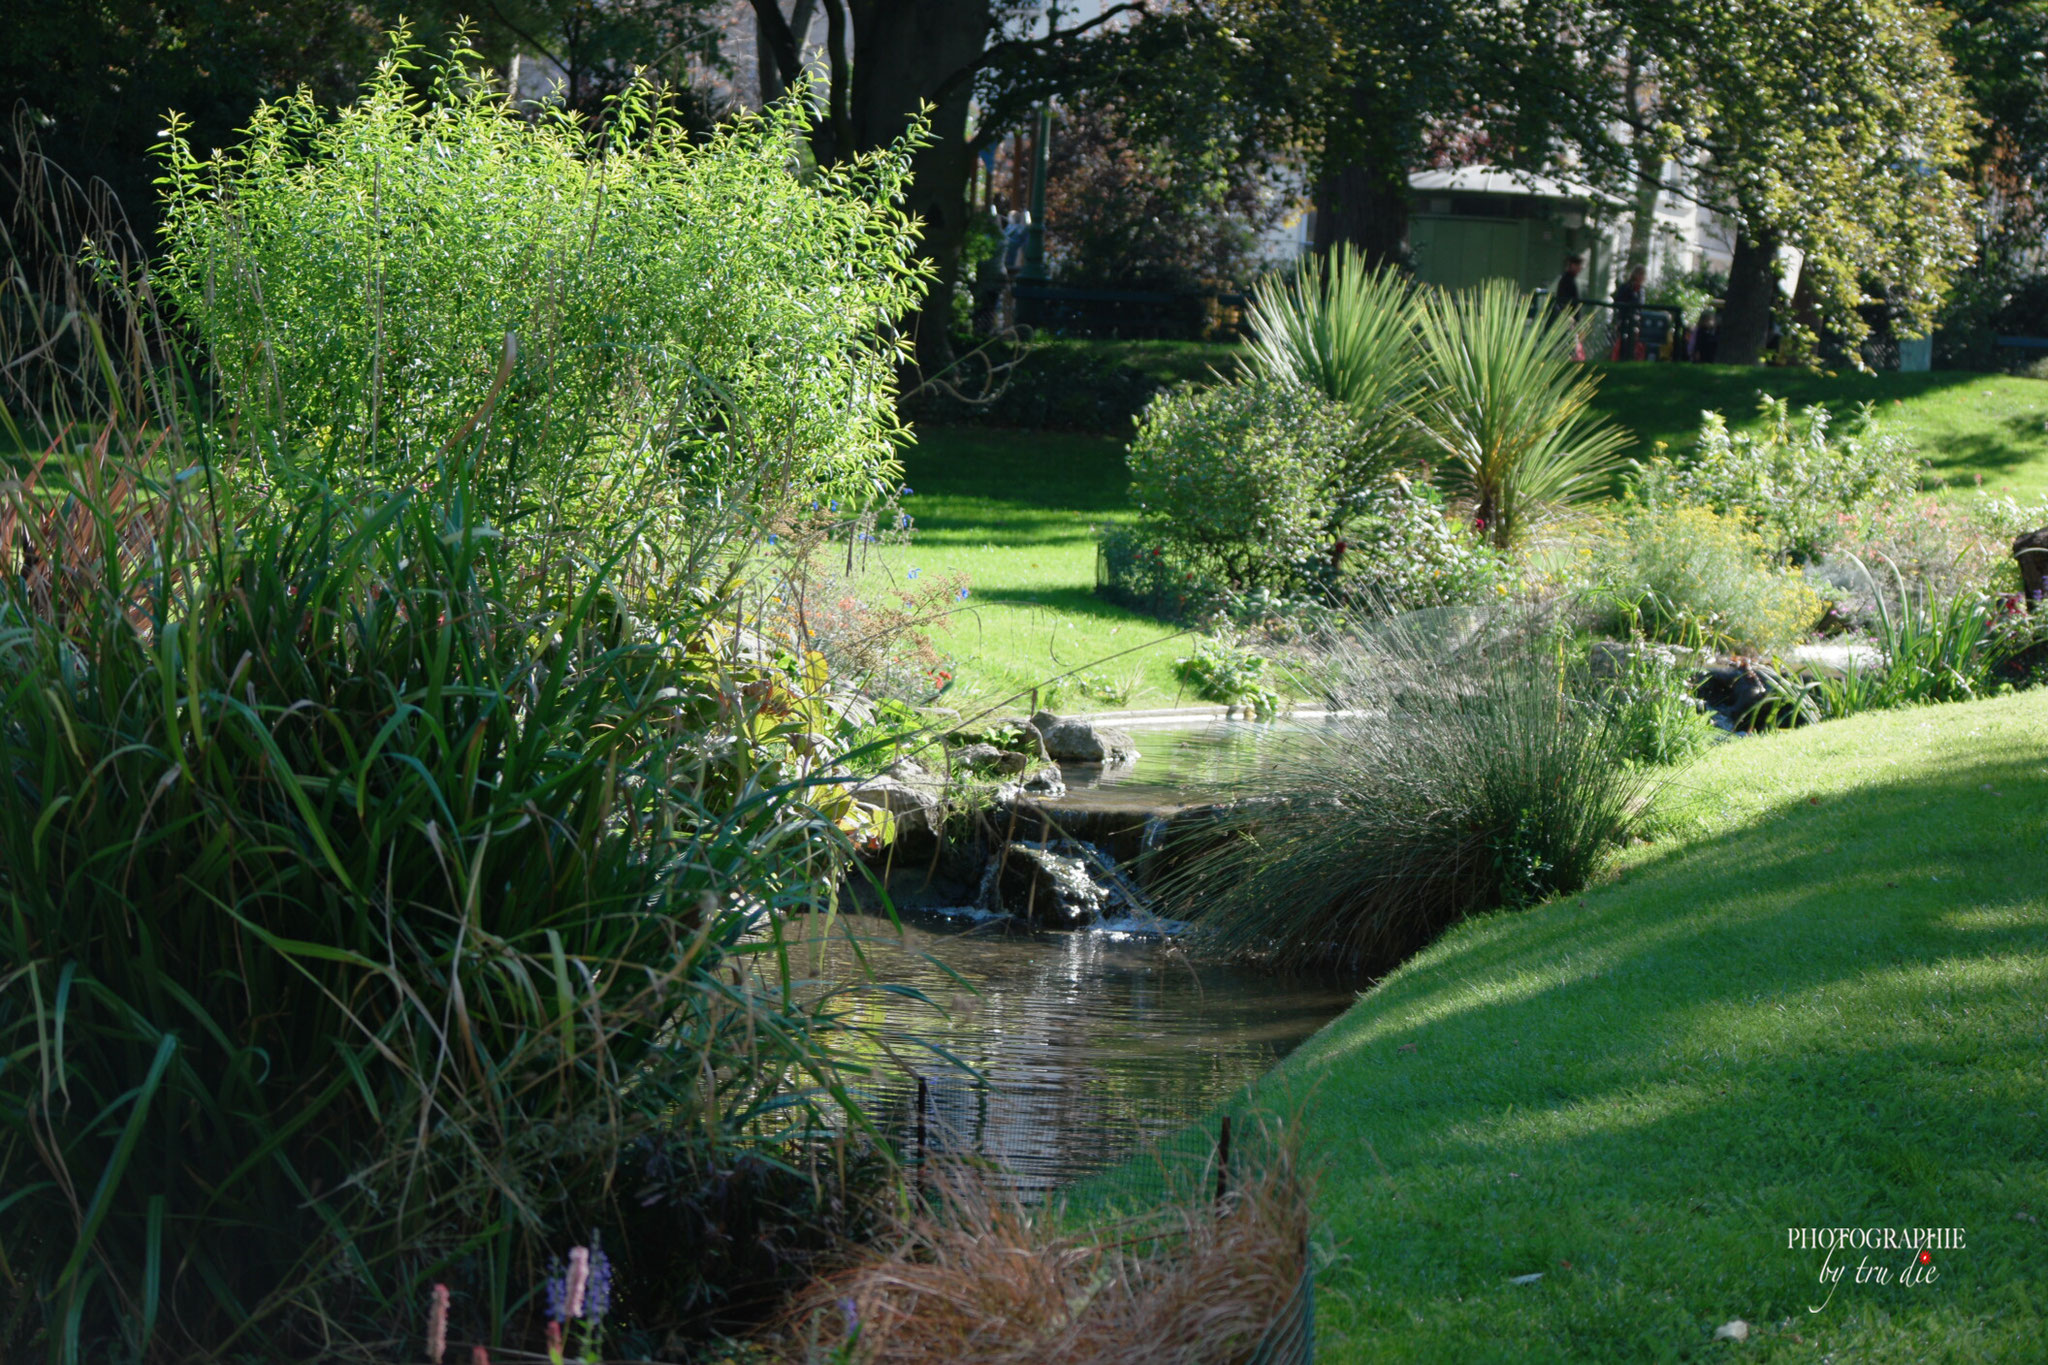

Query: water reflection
[802,912,1354,1200]
[1053,717,1318,807]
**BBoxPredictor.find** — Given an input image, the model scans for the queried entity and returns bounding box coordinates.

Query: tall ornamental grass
[1155,611,1665,975]
[0,452,893,1361]
[1414,280,1631,548]
[153,29,929,533]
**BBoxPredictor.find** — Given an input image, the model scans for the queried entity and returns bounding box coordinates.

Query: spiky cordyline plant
[1413,280,1632,548]
[1240,244,1423,503]
[1154,606,1668,976]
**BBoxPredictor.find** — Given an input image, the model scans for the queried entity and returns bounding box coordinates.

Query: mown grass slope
[1219,692,2048,1361]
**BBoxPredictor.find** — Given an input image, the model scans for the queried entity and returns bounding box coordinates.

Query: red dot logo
[1920,1251,1932,1265]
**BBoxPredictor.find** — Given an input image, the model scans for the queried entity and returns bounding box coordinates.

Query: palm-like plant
[1413,280,1632,547]
[1240,244,1423,498]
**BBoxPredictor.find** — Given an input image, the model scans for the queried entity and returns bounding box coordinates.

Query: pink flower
[566,1246,590,1319]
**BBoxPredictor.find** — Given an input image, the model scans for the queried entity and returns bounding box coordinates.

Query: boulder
[885,756,932,782]
[1019,764,1066,799]
[953,742,1028,776]
[849,775,942,835]
[984,841,1114,927]
[1694,661,1800,731]
[1028,710,1139,765]
[2016,527,2048,608]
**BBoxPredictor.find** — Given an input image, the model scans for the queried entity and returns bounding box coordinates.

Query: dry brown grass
[765,1138,1311,1365]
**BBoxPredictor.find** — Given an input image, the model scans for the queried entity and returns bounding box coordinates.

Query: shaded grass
[1150,691,2048,1361]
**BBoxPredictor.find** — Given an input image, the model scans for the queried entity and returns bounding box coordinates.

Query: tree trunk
[844,0,992,378]
[1311,159,1410,270]
[1718,225,1781,365]
[1622,49,1661,275]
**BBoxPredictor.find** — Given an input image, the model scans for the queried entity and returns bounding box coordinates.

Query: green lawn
[1588,364,2048,497]
[1182,692,2048,1361]
[890,426,1195,711]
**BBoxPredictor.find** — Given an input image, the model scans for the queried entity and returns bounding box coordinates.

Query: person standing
[1549,254,1585,360]
[1613,264,1647,360]
[1002,209,1031,277]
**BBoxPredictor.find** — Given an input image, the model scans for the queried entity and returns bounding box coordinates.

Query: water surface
[804,911,1354,1199]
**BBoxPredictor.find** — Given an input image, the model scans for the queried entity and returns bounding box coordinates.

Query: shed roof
[1409,166,1627,206]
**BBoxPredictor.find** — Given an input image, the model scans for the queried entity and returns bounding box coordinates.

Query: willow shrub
[1155,612,1665,975]
[153,29,929,535]
[0,455,894,1362]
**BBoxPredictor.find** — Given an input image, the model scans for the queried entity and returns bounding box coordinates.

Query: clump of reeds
[1155,605,1669,975]
[768,1137,1311,1365]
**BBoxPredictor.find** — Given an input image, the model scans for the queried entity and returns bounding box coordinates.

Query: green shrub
[1413,280,1632,548]
[1587,648,1718,765]
[1333,476,1508,611]
[1156,613,1664,974]
[1125,379,1353,590]
[154,32,927,529]
[0,461,891,1361]
[1595,505,1825,653]
[1174,631,1282,718]
[1630,396,1925,563]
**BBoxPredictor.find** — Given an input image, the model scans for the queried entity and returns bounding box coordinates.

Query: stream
[815,716,1356,1198]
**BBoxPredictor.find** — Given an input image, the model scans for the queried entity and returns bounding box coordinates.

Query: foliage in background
[1039,100,1282,294]
[1125,379,1355,591]
[155,34,929,532]
[1612,0,1980,360]
[1156,611,1664,975]
[1413,281,1632,548]
[1239,245,1421,508]
[1630,397,1925,563]
[1591,504,1824,654]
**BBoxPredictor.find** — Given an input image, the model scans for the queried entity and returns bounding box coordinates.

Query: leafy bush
[1762,557,2030,722]
[1587,648,1718,766]
[1332,476,1509,612]
[1630,396,1925,562]
[1155,612,1663,974]
[1125,379,1354,590]
[1413,280,1632,547]
[1594,505,1824,653]
[0,458,897,1361]
[155,33,927,528]
[1174,631,1283,718]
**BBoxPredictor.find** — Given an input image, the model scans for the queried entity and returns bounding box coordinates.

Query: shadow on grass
[1921,409,2048,484]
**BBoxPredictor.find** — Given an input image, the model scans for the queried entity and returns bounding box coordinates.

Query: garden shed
[1407,167,1626,296]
